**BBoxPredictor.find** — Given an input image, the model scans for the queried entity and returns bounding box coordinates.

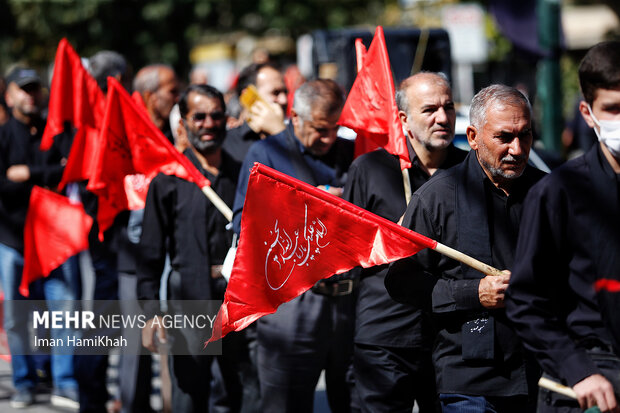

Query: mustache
[195,127,220,136]
[501,154,527,163]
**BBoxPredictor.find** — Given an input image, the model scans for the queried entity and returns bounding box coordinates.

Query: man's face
[293,108,340,156]
[256,67,288,114]
[580,88,620,127]
[154,68,180,121]
[468,103,533,184]
[183,92,227,154]
[5,82,42,118]
[399,79,456,151]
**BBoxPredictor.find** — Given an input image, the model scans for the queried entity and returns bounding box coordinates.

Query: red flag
[59,124,102,188]
[595,279,620,293]
[21,186,93,297]
[87,78,210,237]
[207,163,435,343]
[352,37,381,159]
[338,26,410,169]
[41,38,105,152]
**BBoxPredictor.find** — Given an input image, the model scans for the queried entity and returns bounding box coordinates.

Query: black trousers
[257,291,355,413]
[353,343,439,413]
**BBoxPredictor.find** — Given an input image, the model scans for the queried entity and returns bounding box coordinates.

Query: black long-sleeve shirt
[222,122,261,164]
[506,144,619,387]
[0,116,64,251]
[342,143,465,347]
[137,149,240,319]
[385,151,545,397]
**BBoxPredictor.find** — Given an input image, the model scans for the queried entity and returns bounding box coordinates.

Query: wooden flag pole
[402,169,412,205]
[538,377,577,399]
[538,377,601,413]
[201,185,233,223]
[433,242,505,277]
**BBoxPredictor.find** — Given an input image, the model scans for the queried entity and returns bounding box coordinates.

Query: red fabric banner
[594,279,620,293]
[207,163,436,343]
[87,78,210,237]
[352,37,381,159]
[21,186,92,297]
[338,26,410,169]
[41,38,105,152]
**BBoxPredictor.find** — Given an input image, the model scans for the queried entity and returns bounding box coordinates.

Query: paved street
[0,352,333,413]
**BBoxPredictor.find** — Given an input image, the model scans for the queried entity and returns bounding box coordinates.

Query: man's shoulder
[333,136,354,152]
[413,166,459,201]
[0,117,18,138]
[249,131,287,154]
[351,148,400,170]
[526,155,588,200]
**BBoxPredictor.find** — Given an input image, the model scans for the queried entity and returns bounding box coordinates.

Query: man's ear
[5,85,15,108]
[144,90,156,110]
[466,125,478,150]
[291,108,300,130]
[398,110,408,132]
[578,100,596,129]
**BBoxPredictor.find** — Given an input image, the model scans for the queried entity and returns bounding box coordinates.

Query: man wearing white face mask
[506,41,620,413]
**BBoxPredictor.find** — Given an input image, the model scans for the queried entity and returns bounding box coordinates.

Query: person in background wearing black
[223,62,288,163]
[506,41,620,413]
[0,66,78,409]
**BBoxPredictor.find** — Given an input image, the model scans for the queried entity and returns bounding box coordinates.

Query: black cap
[6,67,41,88]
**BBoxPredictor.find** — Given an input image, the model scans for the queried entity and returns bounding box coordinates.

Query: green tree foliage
[0,0,381,79]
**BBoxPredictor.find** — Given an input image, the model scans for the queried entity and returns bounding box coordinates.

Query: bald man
[343,73,466,412]
[133,64,180,141]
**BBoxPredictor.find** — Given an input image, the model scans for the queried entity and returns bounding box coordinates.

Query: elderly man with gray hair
[133,64,179,141]
[232,79,354,413]
[386,84,545,413]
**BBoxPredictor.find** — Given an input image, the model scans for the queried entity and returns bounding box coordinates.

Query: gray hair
[133,64,173,95]
[396,72,450,115]
[293,79,344,123]
[469,84,531,130]
[88,50,126,93]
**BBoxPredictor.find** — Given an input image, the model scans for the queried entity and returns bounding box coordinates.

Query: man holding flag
[506,41,620,413]
[232,79,354,412]
[343,72,465,412]
[137,84,242,412]
[386,84,545,413]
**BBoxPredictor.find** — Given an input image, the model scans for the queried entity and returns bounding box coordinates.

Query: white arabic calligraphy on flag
[264,204,330,290]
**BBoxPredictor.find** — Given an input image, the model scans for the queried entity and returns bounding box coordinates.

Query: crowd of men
[0,38,618,413]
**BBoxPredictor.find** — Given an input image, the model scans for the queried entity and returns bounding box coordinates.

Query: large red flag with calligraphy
[338,26,410,169]
[21,186,92,297]
[87,78,210,238]
[41,39,106,187]
[207,163,435,343]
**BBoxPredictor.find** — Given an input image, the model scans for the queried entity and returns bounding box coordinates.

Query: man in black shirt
[223,62,288,163]
[386,84,545,413]
[343,72,465,413]
[137,84,241,412]
[506,41,620,413]
[0,67,76,408]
